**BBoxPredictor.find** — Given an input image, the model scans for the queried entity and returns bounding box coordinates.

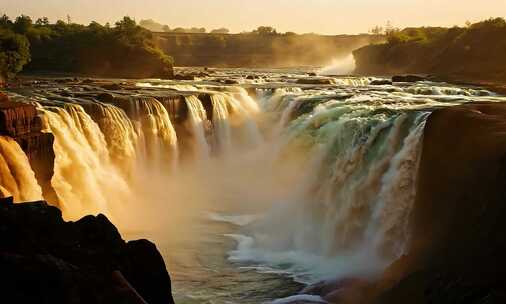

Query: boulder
[370,79,392,85]
[0,201,175,304]
[100,83,122,91]
[296,78,336,85]
[174,74,195,81]
[391,75,425,83]
[223,79,240,85]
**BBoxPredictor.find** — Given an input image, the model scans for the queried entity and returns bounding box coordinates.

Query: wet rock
[223,79,240,84]
[370,79,392,85]
[100,83,122,90]
[96,92,115,104]
[391,75,425,83]
[0,98,56,202]
[296,78,336,85]
[0,201,175,304]
[0,101,42,137]
[174,74,195,81]
[81,79,94,84]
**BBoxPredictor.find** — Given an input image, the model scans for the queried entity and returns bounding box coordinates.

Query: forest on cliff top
[354,17,506,82]
[0,15,174,80]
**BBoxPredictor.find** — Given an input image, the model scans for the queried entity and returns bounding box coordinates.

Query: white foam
[224,234,386,284]
[269,295,327,304]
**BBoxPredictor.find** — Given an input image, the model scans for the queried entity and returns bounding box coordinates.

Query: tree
[254,26,277,35]
[211,28,230,34]
[13,15,33,34]
[35,17,49,26]
[370,25,384,35]
[115,16,137,31]
[0,15,12,28]
[0,29,31,80]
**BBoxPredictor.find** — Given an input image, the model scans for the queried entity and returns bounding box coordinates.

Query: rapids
[3,69,506,303]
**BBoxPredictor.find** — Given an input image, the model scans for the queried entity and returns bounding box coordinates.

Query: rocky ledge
[0,198,174,304]
[0,92,55,200]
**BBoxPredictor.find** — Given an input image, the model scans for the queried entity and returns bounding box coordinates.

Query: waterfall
[38,103,132,219]
[184,95,211,160]
[136,97,178,170]
[0,136,43,202]
[94,102,139,177]
[210,94,233,155]
[231,91,433,283]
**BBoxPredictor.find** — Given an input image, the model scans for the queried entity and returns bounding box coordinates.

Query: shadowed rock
[0,199,174,304]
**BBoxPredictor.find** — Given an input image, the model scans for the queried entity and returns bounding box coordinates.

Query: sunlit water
[6,68,506,303]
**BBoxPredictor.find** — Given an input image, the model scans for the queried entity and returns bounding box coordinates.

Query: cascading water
[0,136,43,202]
[5,71,506,304]
[210,94,233,155]
[184,95,211,160]
[138,97,179,170]
[93,102,139,177]
[37,103,132,219]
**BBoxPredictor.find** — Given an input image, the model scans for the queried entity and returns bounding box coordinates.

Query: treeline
[353,18,506,82]
[139,19,230,34]
[140,19,307,36]
[0,15,174,81]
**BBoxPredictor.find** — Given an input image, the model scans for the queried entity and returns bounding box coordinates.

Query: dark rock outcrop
[0,199,174,304]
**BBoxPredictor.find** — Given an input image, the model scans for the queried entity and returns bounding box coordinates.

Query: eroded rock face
[0,97,56,202]
[0,199,174,304]
[0,101,42,137]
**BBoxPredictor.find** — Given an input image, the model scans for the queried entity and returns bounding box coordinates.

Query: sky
[1,0,505,34]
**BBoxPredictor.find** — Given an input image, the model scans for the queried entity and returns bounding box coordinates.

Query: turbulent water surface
[5,68,506,303]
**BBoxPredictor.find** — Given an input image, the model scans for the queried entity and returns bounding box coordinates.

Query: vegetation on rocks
[354,18,506,82]
[0,15,174,79]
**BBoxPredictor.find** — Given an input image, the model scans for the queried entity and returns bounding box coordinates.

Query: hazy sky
[1,0,505,34]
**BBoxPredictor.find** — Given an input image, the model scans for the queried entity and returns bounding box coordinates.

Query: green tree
[0,15,12,29]
[35,17,49,26]
[211,28,230,34]
[254,26,277,35]
[0,29,31,80]
[13,15,33,34]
